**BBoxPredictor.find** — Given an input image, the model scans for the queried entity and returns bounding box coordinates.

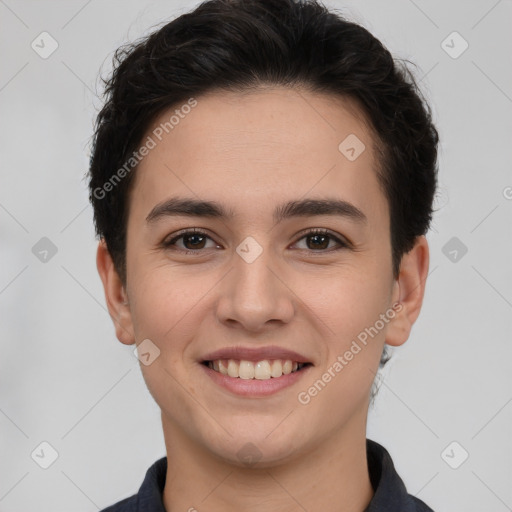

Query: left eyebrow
[273,198,367,225]
[145,196,367,225]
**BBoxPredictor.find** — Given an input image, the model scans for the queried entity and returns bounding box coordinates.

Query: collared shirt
[100,439,435,511]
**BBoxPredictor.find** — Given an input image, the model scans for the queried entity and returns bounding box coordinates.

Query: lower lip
[200,364,311,397]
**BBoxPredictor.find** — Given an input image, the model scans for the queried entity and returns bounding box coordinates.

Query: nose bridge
[215,237,294,330]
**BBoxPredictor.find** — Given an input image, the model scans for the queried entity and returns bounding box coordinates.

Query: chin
[202,424,308,469]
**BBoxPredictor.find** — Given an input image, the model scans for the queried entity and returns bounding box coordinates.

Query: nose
[215,243,295,333]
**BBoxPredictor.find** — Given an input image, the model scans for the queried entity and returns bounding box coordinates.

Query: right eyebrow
[146,197,234,224]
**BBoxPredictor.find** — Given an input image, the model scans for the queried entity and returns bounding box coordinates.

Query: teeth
[227,359,238,378]
[255,360,271,380]
[219,360,228,375]
[208,359,306,380]
[239,360,255,379]
[270,360,283,378]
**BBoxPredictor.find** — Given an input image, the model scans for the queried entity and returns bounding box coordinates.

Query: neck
[161,414,374,512]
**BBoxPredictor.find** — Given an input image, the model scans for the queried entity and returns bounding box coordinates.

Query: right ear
[96,239,135,345]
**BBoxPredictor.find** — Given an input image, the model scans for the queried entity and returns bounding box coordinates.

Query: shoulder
[366,439,436,512]
[410,496,436,511]
[100,494,137,512]
[99,456,167,512]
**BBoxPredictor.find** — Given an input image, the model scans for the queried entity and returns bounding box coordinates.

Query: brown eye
[306,233,331,250]
[163,229,219,253]
[182,233,207,249]
[293,229,349,252]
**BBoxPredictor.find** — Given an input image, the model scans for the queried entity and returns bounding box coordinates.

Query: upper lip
[201,345,311,364]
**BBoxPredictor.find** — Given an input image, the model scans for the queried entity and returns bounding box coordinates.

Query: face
[100,87,422,467]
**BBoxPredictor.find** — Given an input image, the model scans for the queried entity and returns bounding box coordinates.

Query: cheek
[128,266,194,343]
[127,269,208,410]
[128,262,224,369]
[305,266,392,343]
[296,276,391,421]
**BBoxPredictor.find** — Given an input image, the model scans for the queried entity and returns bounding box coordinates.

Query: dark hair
[88,0,438,385]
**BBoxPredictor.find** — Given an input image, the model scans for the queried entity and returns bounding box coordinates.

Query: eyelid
[163,228,220,248]
[291,228,352,250]
[162,227,351,253]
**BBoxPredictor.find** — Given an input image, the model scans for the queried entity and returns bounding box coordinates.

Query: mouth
[199,346,313,397]
[202,359,312,380]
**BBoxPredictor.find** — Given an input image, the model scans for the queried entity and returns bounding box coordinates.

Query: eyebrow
[145,196,367,225]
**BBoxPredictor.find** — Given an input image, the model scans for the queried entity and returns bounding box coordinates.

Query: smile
[204,359,309,380]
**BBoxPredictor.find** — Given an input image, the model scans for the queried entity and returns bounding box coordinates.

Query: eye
[293,228,349,252]
[162,229,220,253]
[161,228,350,255]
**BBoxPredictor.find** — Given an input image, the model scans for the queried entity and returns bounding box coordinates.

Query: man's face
[119,88,401,465]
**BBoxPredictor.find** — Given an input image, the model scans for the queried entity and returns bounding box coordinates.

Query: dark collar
[364,439,434,511]
[100,439,434,511]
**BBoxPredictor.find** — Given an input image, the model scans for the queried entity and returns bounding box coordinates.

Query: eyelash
[161,228,350,255]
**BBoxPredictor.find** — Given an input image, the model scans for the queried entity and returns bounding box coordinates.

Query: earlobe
[96,239,135,345]
[385,236,430,347]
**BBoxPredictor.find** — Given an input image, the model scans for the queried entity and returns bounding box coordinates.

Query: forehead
[130,87,387,225]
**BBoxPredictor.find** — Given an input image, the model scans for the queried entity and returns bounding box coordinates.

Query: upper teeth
[208,359,304,380]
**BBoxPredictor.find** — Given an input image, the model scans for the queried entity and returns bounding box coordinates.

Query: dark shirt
[100,439,435,511]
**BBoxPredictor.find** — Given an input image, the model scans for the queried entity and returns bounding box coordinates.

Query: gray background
[1,0,511,510]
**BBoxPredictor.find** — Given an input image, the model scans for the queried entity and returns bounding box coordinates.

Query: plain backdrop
[1,1,511,511]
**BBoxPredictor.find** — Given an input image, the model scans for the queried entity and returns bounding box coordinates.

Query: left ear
[386,235,430,347]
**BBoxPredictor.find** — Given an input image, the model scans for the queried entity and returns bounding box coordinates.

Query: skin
[97,87,429,512]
